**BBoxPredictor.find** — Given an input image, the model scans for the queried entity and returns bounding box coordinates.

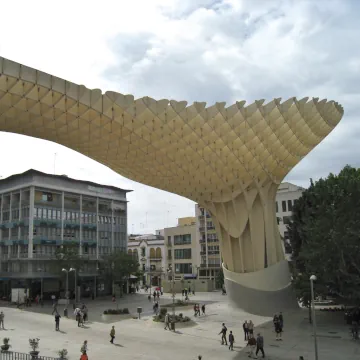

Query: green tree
[51,244,84,274]
[102,251,139,297]
[216,268,224,289]
[289,165,360,306]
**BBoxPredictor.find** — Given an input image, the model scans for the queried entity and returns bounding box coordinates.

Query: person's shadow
[113,344,124,348]
[59,330,67,334]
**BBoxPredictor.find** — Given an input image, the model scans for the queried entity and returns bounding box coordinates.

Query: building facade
[195,205,221,287]
[127,233,165,287]
[275,182,304,259]
[0,169,129,299]
[164,217,199,280]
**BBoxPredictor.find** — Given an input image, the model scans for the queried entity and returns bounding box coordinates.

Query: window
[141,247,146,257]
[284,231,289,240]
[287,200,293,212]
[277,217,280,225]
[282,201,286,212]
[175,263,192,274]
[167,249,172,259]
[42,193,53,202]
[167,236,172,246]
[275,201,278,213]
[174,234,191,245]
[174,249,192,259]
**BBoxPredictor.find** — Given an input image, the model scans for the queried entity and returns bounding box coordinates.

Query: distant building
[164,217,199,280]
[127,233,165,287]
[275,182,305,259]
[195,205,221,287]
[0,169,129,299]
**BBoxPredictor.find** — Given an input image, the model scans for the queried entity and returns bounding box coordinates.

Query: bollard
[64,308,68,317]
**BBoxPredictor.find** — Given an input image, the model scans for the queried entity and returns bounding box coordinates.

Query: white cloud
[0,0,359,232]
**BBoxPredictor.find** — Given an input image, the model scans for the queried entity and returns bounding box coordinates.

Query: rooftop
[0,169,132,193]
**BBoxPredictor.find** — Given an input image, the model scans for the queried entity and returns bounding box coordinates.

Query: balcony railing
[149,257,162,261]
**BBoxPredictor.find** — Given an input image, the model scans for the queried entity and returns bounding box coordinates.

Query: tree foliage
[51,244,84,274]
[102,251,139,288]
[289,165,360,303]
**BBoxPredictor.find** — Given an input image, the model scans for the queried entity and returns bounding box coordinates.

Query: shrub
[103,308,130,315]
[160,308,167,316]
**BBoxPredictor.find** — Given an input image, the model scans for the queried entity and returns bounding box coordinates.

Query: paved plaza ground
[0,291,358,359]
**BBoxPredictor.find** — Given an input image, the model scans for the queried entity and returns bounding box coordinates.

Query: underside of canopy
[0,57,344,282]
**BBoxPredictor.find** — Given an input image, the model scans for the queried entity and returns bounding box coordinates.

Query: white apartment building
[127,233,165,287]
[275,182,304,259]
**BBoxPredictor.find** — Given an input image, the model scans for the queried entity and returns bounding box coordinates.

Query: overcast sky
[0,0,359,234]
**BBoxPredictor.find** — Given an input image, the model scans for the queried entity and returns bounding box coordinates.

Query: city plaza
[0,290,357,360]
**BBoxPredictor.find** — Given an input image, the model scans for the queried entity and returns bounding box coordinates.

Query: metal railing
[0,351,59,360]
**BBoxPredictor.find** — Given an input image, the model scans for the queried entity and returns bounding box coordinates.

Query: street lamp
[37,268,44,303]
[70,268,76,302]
[310,275,318,360]
[62,268,70,313]
[167,266,175,317]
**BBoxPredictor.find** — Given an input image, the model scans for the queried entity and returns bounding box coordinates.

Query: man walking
[256,332,265,358]
[52,301,58,315]
[0,311,4,329]
[164,313,170,330]
[247,335,257,358]
[55,313,61,331]
[110,326,115,344]
[243,320,249,341]
[228,330,235,351]
[201,304,206,315]
[219,323,228,345]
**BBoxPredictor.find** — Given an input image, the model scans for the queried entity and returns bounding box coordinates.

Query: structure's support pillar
[96,198,99,259]
[79,195,83,256]
[61,192,64,244]
[204,181,297,315]
[28,187,35,260]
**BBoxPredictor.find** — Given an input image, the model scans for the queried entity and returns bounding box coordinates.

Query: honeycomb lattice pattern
[0,57,344,272]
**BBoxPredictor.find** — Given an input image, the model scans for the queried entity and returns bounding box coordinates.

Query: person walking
[247,335,257,358]
[275,318,283,341]
[279,312,284,329]
[256,333,265,358]
[0,311,4,329]
[243,320,249,341]
[164,313,170,330]
[81,340,88,354]
[228,330,235,351]
[248,320,254,337]
[219,323,228,345]
[52,301,58,315]
[55,313,61,331]
[110,326,115,344]
[201,304,206,315]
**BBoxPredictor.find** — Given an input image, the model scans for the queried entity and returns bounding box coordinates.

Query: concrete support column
[96,198,99,259]
[79,195,83,256]
[8,193,12,259]
[0,194,3,263]
[28,187,35,258]
[18,191,22,258]
[61,192,64,244]
[111,200,114,252]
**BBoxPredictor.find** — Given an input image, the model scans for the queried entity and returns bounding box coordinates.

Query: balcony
[200,263,207,268]
[167,242,172,247]
[207,226,216,231]
[199,227,205,232]
[149,257,162,262]
[200,251,206,255]
[199,239,206,244]
[32,253,53,259]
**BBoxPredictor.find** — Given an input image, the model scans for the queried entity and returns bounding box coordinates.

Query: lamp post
[37,268,44,304]
[62,268,69,313]
[167,267,175,317]
[310,275,318,360]
[70,268,76,302]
